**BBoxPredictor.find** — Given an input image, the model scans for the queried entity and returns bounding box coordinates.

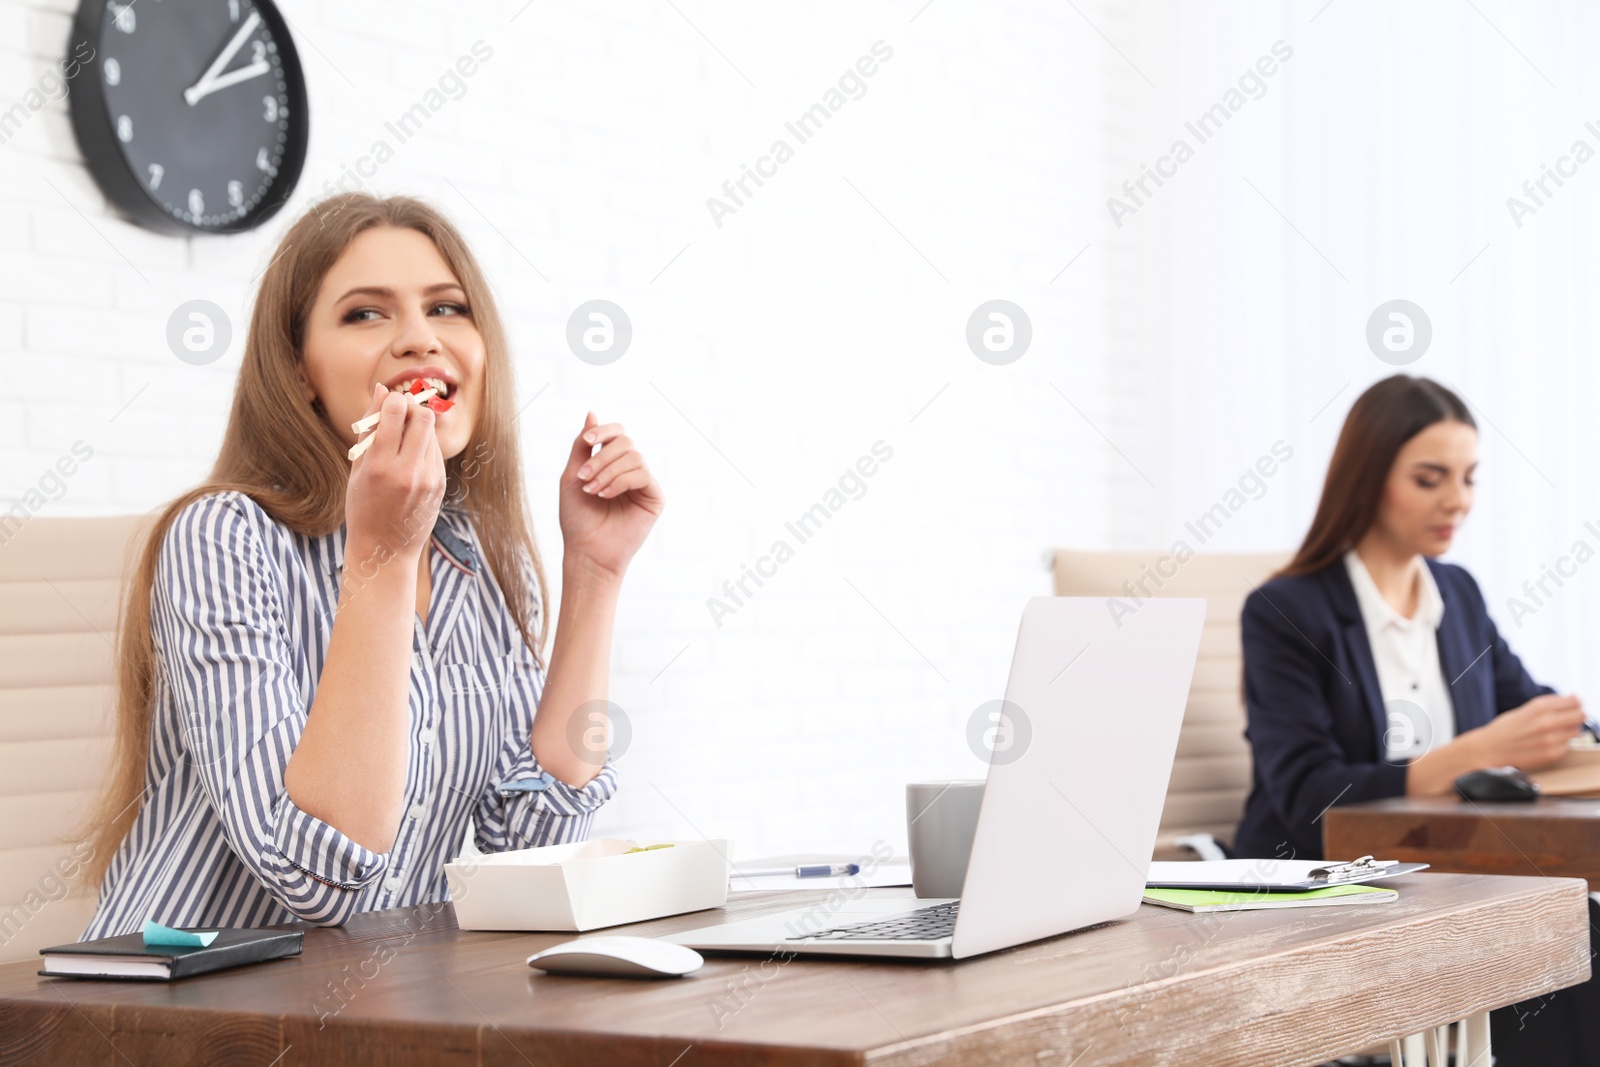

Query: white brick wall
[3,0,1146,861]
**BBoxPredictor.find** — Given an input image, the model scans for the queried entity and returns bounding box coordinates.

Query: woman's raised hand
[558,411,664,581]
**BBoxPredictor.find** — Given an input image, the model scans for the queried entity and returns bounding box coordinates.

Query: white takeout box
[444,838,730,931]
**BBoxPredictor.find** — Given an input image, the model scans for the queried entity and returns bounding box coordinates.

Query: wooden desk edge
[0,877,1589,1067]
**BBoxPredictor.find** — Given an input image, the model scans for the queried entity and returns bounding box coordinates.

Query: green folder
[1142,883,1397,913]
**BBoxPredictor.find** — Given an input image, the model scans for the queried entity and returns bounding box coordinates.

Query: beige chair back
[0,512,155,963]
[1050,549,1289,859]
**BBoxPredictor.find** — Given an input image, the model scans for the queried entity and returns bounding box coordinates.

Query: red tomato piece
[426,397,454,413]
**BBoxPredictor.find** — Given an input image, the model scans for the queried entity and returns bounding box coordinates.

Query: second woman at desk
[1233,374,1595,1066]
[1234,374,1586,860]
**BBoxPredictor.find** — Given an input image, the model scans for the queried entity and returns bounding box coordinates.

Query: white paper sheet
[1146,858,1410,888]
[728,859,913,894]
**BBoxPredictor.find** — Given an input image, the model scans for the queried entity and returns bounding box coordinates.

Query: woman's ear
[295,366,317,405]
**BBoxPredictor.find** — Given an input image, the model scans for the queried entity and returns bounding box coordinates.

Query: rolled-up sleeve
[271,793,386,892]
[153,493,388,924]
[476,740,619,852]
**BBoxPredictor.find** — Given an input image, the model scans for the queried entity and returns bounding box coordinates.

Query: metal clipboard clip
[1308,855,1394,885]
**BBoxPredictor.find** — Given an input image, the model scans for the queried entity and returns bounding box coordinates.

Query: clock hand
[189,60,270,101]
[183,10,262,106]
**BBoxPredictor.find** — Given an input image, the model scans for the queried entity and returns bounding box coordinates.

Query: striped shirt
[82,490,617,940]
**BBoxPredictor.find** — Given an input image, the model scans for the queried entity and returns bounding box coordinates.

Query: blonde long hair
[82,193,550,886]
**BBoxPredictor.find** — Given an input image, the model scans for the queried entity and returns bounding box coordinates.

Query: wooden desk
[1324,795,1600,890]
[0,876,1587,1067]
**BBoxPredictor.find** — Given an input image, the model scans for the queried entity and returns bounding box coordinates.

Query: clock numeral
[109,2,135,33]
[253,40,266,64]
[228,180,244,208]
[256,146,277,176]
[188,189,204,217]
[116,115,132,142]
[263,96,278,122]
[104,58,120,85]
[147,164,163,190]
[228,0,241,21]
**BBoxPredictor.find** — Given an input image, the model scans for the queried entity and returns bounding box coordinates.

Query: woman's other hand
[557,412,664,581]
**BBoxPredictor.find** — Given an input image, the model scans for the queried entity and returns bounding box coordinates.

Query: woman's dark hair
[1276,375,1474,578]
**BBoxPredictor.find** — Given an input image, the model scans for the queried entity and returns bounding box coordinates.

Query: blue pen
[740,863,861,879]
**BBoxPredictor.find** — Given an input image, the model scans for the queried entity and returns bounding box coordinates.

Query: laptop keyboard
[799,900,961,941]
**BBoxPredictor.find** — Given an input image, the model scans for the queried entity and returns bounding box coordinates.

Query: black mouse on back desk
[1454,766,1540,802]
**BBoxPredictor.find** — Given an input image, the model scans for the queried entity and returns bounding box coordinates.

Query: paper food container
[445,838,730,931]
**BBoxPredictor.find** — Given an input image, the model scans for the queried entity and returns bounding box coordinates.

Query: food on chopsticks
[352,378,455,432]
[347,378,456,461]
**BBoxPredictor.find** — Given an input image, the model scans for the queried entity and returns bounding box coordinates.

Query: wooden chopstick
[347,388,438,460]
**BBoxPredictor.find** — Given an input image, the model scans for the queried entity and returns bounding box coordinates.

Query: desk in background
[0,875,1587,1066]
[1324,795,1600,890]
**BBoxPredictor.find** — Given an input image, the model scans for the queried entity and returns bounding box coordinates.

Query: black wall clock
[69,0,309,235]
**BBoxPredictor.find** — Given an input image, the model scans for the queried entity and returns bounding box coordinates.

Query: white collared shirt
[1344,549,1456,761]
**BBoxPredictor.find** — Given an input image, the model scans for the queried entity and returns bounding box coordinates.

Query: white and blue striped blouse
[82,490,617,940]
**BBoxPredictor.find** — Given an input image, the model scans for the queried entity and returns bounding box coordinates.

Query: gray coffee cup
[906,780,985,898]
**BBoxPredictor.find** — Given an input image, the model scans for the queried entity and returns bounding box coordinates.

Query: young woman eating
[80,193,662,938]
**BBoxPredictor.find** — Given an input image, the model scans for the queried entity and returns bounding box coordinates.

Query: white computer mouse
[526,935,704,979]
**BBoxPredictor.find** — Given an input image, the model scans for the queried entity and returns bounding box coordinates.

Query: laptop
[666,596,1205,961]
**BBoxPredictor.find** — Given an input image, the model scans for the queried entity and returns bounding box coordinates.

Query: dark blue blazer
[1232,557,1552,861]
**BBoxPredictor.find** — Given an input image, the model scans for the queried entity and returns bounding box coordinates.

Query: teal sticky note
[142,920,218,948]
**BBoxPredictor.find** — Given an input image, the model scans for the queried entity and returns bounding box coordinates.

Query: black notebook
[39,928,304,981]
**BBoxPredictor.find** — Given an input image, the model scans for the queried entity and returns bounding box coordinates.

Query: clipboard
[1146,855,1429,893]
